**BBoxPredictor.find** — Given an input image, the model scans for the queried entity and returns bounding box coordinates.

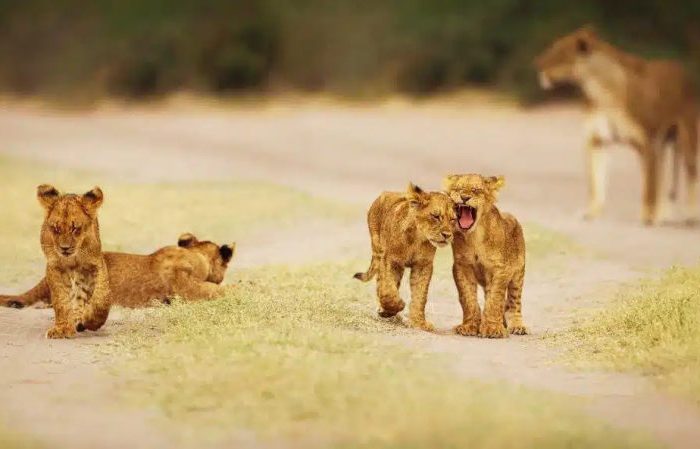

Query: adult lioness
[354,183,455,331]
[0,233,235,309]
[445,174,527,338]
[535,26,698,225]
[37,184,112,338]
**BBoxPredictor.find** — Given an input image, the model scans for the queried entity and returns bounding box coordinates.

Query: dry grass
[568,265,700,403]
[109,261,655,449]
[0,426,39,449]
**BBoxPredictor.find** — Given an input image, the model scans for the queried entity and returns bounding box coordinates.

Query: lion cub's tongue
[459,207,474,229]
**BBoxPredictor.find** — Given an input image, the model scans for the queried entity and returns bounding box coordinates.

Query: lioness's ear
[178,233,198,248]
[37,184,60,210]
[485,176,505,192]
[407,183,427,208]
[82,187,104,212]
[219,243,236,263]
[577,25,596,54]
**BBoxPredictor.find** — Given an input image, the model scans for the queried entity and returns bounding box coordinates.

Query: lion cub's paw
[46,324,76,339]
[508,324,529,335]
[478,322,508,339]
[409,318,435,332]
[454,322,479,336]
[377,299,406,318]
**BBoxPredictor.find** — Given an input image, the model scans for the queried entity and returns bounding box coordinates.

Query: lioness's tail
[0,278,51,309]
[354,257,378,282]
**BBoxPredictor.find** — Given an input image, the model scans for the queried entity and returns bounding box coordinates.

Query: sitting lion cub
[37,184,112,339]
[444,174,527,338]
[354,183,455,331]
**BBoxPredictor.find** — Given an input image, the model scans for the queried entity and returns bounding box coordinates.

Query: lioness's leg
[584,136,608,220]
[453,262,480,336]
[376,260,405,318]
[505,268,527,335]
[640,145,660,225]
[656,138,678,223]
[479,272,509,338]
[408,262,434,332]
[679,119,699,223]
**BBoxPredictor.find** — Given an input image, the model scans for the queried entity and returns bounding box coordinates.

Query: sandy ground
[0,100,699,448]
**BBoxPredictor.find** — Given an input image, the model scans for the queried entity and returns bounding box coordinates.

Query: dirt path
[0,100,699,448]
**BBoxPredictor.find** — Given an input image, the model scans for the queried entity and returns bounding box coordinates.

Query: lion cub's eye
[51,225,61,235]
[71,225,82,235]
[431,213,441,221]
[472,188,483,195]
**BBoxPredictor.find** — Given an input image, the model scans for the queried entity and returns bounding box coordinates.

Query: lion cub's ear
[82,187,104,213]
[178,233,198,248]
[485,176,505,192]
[220,243,236,263]
[442,175,460,191]
[37,184,60,210]
[407,183,428,208]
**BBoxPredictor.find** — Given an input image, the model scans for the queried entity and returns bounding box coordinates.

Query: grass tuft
[567,265,700,402]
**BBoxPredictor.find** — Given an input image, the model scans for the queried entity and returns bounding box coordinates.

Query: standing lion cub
[354,183,455,331]
[37,184,112,339]
[444,174,527,338]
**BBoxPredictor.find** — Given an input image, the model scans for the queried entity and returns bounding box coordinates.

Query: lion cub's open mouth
[457,205,476,230]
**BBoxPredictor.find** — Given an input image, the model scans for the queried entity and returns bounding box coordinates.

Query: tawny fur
[535,25,699,225]
[354,183,455,332]
[444,174,527,338]
[0,233,235,309]
[36,184,112,339]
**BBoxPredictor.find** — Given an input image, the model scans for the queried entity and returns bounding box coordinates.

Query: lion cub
[37,184,112,339]
[444,174,527,338]
[354,183,455,331]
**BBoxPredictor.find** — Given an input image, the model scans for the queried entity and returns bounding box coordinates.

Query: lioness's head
[37,184,104,258]
[407,183,456,248]
[534,25,598,89]
[443,174,505,233]
[177,233,236,283]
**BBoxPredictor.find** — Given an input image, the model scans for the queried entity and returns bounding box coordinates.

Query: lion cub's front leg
[453,262,480,336]
[47,291,77,339]
[408,262,435,332]
[479,271,509,339]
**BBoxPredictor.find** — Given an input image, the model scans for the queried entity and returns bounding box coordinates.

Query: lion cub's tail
[0,278,51,309]
[354,256,378,282]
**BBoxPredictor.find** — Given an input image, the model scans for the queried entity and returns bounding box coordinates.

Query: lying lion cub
[0,233,235,309]
[354,183,455,331]
[36,184,112,338]
[444,174,527,338]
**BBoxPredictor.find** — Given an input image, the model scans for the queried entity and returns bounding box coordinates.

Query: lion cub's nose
[441,231,452,239]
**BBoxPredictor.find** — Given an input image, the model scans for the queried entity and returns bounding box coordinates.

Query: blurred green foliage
[0,0,698,102]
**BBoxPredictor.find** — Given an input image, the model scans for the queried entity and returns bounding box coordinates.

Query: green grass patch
[523,222,581,260]
[109,261,654,449]
[567,265,700,403]
[0,156,355,286]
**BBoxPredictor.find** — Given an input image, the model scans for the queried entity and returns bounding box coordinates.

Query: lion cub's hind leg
[505,269,527,335]
[407,263,435,332]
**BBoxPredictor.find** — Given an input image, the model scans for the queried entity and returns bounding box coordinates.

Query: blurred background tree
[0,0,698,103]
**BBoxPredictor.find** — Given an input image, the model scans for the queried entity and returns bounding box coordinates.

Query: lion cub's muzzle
[455,204,477,231]
[430,231,453,248]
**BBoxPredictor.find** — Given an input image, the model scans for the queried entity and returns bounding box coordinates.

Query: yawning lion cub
[444,174,527,338]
